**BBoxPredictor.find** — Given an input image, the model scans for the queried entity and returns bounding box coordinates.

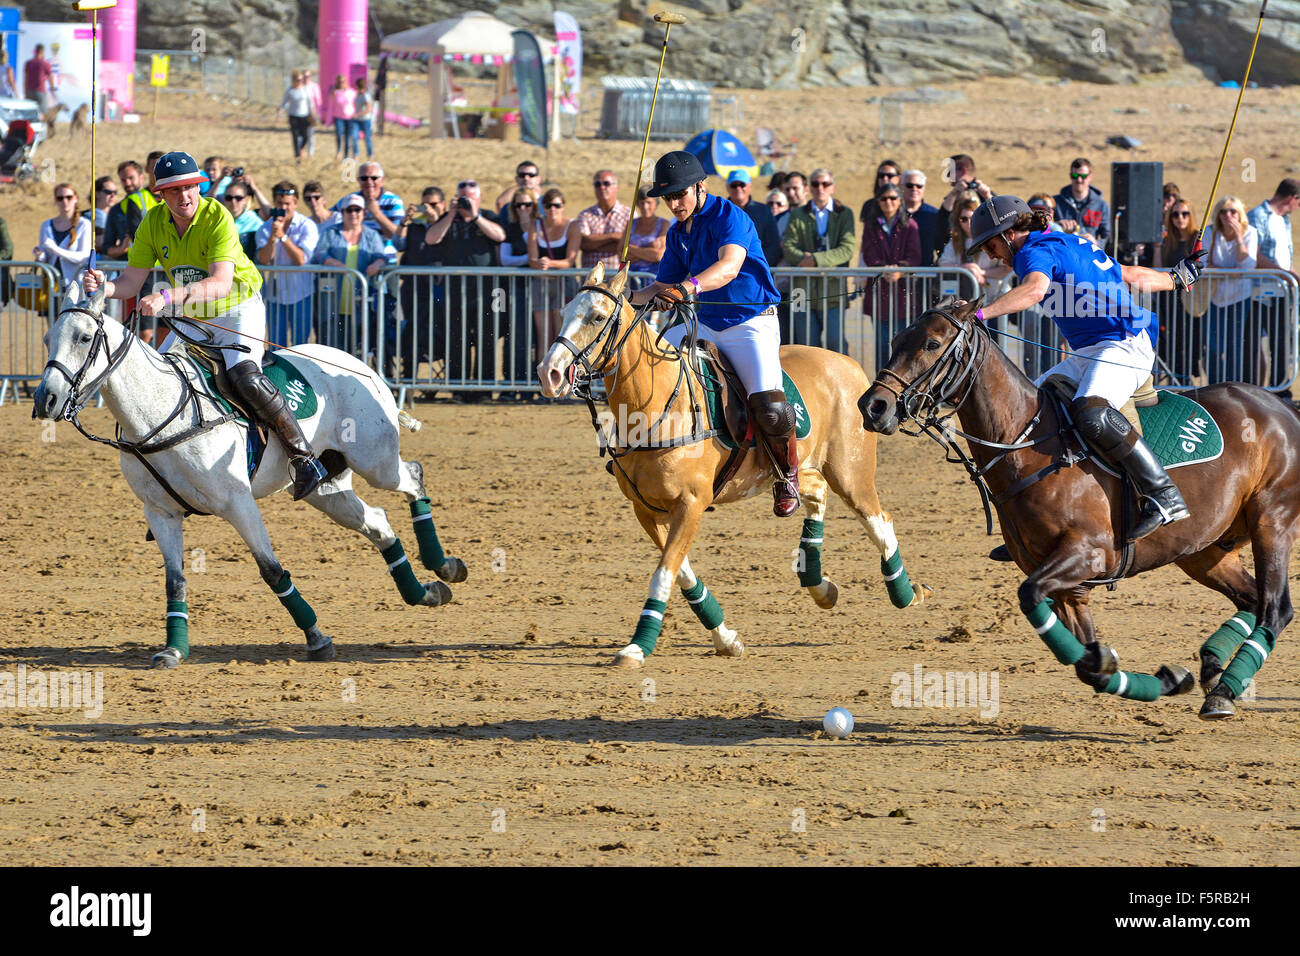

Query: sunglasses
[1070,171,1090,180]
[878,172,900,179]
[55,194,76,201]
[877,195,900,202]
[903,183,924,189]
[224,194,248,201]
[517,170,539,178]
[811,180,833,188]
[457,180,477,189]
[767,200,787,208]
[357,175,381,182]
[544,201,564,209]
[593,180,616,187]
[304,193,323,200]
[1171,211,1190,218]
[513,202,534,209]
[343,206,365,213]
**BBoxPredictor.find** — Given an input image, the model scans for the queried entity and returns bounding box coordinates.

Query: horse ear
[63,279,82,307]
[586,261,605,287]
[607,263,630,296]
[90,281,108,315]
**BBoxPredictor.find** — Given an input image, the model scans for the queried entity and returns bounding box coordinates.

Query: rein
[47,308,239,516]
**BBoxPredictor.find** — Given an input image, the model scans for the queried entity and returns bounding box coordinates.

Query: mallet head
[653,12,688,24]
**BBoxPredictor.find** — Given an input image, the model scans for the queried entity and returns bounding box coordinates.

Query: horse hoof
[436,556,468,584]
[908,583,933,607]
[809,580,838,610]
[1198,690,1237,721]
[1156,664,1195,696]
[151,647,183,669]
[307,638,337,662]
[714,638,745,658]
[422,581,453,607]
[612,644,644,668]
[1199,653,1225,696]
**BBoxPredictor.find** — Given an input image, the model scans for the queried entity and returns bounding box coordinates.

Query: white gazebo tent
[380,10,554,139]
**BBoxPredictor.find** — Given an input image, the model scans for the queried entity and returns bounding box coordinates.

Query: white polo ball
[823,707,854,738]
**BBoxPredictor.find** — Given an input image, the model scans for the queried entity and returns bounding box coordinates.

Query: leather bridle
[43,307,135,423]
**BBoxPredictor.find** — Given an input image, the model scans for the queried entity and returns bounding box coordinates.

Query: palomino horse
[860,297,1300,719]
[32,284,467,667]
[538,262,925,668]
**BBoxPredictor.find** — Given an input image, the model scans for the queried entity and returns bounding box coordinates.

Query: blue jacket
[310,224,397,273]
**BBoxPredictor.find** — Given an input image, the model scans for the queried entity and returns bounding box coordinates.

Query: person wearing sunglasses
[627,150,799,518]
[221,186,265,258]
[1151,198,1202,385]
[859,182,922,375]
[422,178,506,398]
[1054,157,1111,248]
[327,161,404,244]
[301,180,331,227]
[87,175,119,254]
[780,167,855,354]
[34,182,92,286]
[494,160,542,214]
[577,170,631,272]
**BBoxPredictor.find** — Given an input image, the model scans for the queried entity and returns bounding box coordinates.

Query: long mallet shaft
[621,11,688,264]
[73,0,117,273]
[1197,0,1268,253]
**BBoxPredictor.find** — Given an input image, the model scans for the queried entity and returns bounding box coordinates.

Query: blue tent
[684,128,757,180]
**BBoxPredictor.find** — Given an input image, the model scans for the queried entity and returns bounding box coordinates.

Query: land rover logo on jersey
[172,265,208,286]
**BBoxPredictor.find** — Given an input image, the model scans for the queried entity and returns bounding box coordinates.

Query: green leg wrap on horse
[1026,599,1086,665]
[881,548,915,608]
[1217,625,1276,699]
[798,519,824,588]
[410,498,446,571]
[632,598,668,656]
[381,540,428,606]
[681,579,725,630]
[1201,610,1256,663]
[165,600,190,658]
[1100,671,1162,701]
[271,571,318,630]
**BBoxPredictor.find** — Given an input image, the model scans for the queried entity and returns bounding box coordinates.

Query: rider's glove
[651,282,694,312]
[1169,250,1208,292]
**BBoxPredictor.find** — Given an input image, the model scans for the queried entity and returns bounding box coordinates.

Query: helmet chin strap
[684,182,706,225]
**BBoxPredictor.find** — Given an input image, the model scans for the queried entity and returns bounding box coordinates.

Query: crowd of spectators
[1,138,1296,397]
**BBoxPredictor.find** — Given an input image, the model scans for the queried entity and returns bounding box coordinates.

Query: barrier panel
[0,260,61,406]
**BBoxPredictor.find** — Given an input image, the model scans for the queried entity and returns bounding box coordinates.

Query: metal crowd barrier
[0,260,60,406]
[374,266,660,404]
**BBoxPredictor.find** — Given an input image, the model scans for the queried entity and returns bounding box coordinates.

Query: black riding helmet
[646,150,707,198]
[967,194,1033,255]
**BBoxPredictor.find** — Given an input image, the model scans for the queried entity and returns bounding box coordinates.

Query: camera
[269,208,286,219]
[232,166,245,178]
[456,196,473,211]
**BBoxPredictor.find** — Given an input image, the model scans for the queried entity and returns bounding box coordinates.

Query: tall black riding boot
[1072,396,1189,542]
[749,389,801,517]
[228,360,327,500]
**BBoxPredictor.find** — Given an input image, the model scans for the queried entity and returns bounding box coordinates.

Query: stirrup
[291,457,328,500]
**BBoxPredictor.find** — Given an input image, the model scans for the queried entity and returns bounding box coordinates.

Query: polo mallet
[620,10,688,264]
[1195,0,1268,254]
[72,0,118,274]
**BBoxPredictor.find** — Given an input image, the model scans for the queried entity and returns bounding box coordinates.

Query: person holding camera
[937,153,993,248]
[256,181,319,347]
[422,179,505,400]
[397,187,448,377]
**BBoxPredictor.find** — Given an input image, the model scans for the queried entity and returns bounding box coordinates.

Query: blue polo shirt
[1014,230,1159,350]
[656,192,780,330]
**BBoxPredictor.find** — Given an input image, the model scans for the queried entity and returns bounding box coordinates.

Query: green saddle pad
[699,359,811,451]
[1135,391,1223,470]
[196,351,318,421]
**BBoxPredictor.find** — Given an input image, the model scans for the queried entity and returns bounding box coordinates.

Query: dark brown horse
[859,297,1300,720]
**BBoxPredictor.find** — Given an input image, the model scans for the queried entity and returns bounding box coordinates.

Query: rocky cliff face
[21,0,1300,88]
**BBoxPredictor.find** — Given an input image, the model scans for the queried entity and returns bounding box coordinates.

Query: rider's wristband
[161,287,172,307]
[688,275,700,295]
[975,308,984,322]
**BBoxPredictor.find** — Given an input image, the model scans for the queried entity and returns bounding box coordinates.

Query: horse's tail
[397,409,422,433]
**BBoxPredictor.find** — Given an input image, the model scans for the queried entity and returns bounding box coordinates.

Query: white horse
[32,284,467,668]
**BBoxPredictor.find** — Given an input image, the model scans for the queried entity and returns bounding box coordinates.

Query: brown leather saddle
[185,343,272,433]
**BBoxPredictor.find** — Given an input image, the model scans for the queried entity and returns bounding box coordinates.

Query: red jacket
[859,213,921,268]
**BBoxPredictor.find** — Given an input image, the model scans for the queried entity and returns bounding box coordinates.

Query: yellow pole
[621,11,687,265]
[1198,0,1269,252]
[73,0,118,270]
